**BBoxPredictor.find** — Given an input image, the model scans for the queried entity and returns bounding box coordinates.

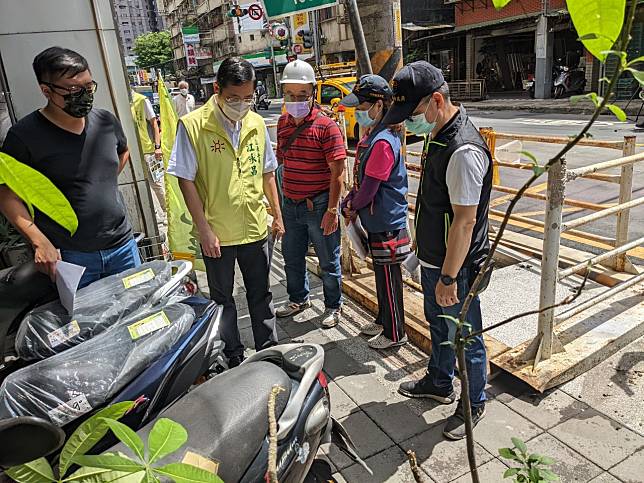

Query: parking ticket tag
[47,320,81,348]
[122,268,155,289]
[128,311,171,340]
[48,393,92,426]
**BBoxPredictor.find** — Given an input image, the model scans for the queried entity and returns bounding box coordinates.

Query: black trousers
[203,237,278,358]
[373,262,406,343]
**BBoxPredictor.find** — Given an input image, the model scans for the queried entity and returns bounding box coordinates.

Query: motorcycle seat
[125,361,291,482]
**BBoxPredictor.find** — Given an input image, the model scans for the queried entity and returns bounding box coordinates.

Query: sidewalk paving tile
[608,448,644,483]
[323,346,367,381]
[323,410,395,470]
[328,381,361,419]
[549,409,644,470]
[450,458,509,483]
[526,433,603,482]
[361,399,443,443]
[334,370,407,407]
[402,427,494,482]
[589,473,623,483]
[473,400,543,456]
[505,389,590,430]
[340,446,423,483]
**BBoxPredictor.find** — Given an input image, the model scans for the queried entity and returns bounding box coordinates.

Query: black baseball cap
[382,61,445,124]
[340,74,393,107]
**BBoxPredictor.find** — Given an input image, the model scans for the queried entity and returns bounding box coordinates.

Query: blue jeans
[282,192,342,309]
[421,266,487,408]
[60,237,141,289]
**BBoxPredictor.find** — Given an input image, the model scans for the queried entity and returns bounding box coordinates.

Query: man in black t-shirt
[0,46,140,288]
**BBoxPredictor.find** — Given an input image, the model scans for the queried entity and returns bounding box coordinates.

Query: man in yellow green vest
[131,90,166,222]
[168,57,283,368]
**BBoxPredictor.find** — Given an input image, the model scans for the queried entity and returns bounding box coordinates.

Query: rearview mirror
[0,416,65,468]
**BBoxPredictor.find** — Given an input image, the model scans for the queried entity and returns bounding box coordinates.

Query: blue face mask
[355,103,378,128]
[405,100,437,136]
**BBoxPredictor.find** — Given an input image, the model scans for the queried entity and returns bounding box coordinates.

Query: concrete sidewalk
[463,97,643,117]
[198,247,644,482]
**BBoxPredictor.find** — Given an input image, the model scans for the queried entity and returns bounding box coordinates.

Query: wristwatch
[440,274,456,286]
[327,207,338,215]
[155,143,161,149]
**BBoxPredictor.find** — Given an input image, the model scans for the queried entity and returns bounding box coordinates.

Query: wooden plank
[492,284,644,392]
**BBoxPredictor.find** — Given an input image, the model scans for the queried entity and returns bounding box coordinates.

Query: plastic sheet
[0,302,195,425]
[15,261,173,360]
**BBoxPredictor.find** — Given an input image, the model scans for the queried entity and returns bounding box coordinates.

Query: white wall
[0,0,158,237]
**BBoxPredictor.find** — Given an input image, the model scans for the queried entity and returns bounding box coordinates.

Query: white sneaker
[275,300,312,318]
[368,333,408,350]
[321,308,341,329]
[360,322,383,336]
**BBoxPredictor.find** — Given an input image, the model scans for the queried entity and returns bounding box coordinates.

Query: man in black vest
[383,61,492,440]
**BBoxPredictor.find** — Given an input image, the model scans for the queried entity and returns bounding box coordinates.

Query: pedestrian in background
[340,74,410,350]
[385,61,492,440]
[168,57,283,368]
[274,60,346,329]
[1,46,140,287]
[173,80,195,117]
[131,89,166,222]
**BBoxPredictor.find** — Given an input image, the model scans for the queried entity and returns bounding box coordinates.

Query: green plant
[499,438,559,482]
[133,31,174,72]
[0,152,78,236]
[6,401,222,483]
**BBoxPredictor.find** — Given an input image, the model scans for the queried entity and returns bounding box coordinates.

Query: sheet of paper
[55,261,86,315]
[347,220,369,260]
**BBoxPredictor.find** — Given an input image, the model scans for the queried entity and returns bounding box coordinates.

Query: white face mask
[180,88,188,96]
[218,96,251,122]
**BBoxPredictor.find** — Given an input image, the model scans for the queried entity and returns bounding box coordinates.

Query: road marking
[513,118,622,127]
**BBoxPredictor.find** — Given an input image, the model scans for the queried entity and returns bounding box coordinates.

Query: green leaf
[62,466,141,483]
[539,468,560,480]
[492,0,512,8]
[567,0,626,61]
[143,470,159,483]
[606,104,627,121]
[440,340,455,347]
[153,463,223,483]
[626,67,644,86]
[72,454,144,473]
[511,437,528,455]
[499,447,518,460]
[5,458,55,483]
[503,468,521,479]
[0,153,78,235]
[59,401,136,476]
[539,455,555,466]
[103,419,145,461]
[147,418,188,464]
[600,50,628,66]
[437,314,460,326]
[570,92,603,107]
[627,55,644,66]
[519,150,538,164]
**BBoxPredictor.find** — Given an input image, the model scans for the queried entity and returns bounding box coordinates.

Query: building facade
[114,0,164,56]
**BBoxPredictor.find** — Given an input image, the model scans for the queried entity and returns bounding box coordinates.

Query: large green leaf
[492,0,512,8]
[72,454,144,473]
[59,401,135,476]
[153,463,223,483]
[567,0,626,61]
[5,458,55,483]
[61,466,141,483]
[0,152,78,235]
[103,419,145,461]
[147,418,188,464]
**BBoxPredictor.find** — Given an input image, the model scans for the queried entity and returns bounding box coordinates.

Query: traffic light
[227,4,247,17]
[302,29,313,49]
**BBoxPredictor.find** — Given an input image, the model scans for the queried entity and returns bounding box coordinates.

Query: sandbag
[0,302,195,425]
[15,260,173,360]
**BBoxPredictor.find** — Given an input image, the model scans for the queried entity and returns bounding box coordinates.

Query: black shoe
[398,375,456,403]
[443,400,486,440]
[227,355,245,369]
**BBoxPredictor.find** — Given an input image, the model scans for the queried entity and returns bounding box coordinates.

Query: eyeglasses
[223,95,255,105]
[43,80,98,98]
[284,94,312,103]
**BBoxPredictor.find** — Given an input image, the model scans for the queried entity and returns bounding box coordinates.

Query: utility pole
[312,9,322,66]
[344,0,372,75]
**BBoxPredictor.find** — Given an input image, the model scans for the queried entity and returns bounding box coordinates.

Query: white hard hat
[280,60,316,85]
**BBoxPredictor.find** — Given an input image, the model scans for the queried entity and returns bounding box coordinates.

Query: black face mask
[62,90,94,118]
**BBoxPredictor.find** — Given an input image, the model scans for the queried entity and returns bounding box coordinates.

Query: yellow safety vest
[131,92,155,154]
[180,99,267,246]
